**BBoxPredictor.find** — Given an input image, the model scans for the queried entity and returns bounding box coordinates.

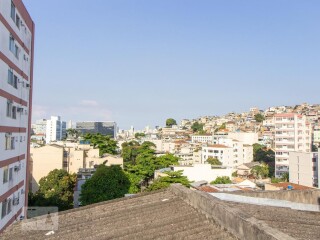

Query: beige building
[30,144,123,193]
[289,151,319,188]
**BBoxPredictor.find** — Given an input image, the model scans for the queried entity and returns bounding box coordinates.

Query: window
[10,1,15,21]
[9,168,13,182]
[6,100,12,117]
[9,35,15,53]
[1,199,8,219]
[3,166,9,184]
[12,106,17,119]
[5,133,15,150]
[13,75,18,89]
[15,14,20,29]
[8,69,14,85]
[14,44,19,59]
[7,199,12,214]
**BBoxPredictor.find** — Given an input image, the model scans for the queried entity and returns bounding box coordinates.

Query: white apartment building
[289,151,319,188]
[33,118,46,135]
[191,134,214,143]
[46,116,66,144]
[0,0,34,233]
[274,113,311,178]
[202,144,234,167]
[173,164,233,182]
[227,132,259,145]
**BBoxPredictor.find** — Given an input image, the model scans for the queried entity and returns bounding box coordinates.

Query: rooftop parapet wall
[169,184,295,240]
[230,189,320,205]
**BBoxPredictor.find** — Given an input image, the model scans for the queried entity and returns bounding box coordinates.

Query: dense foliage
[147,171,190,191]
[210,176,232,184]
[191,122,204,133]
[206,157,222,165]
[251,163,269,179]
[254,113,265,122]
[166,118,177,127]
[253,143,275,177]
[29,169,76,211]
[83,133,118,156]
[79,165,130,206]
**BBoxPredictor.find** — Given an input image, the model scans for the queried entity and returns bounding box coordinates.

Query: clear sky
[24,0,320,129]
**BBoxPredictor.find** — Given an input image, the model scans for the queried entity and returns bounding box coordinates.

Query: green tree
[191,122,204,133]
[210,176,232,184]
[135,132,146,139]
[206,157,222,165]
[29,169,76,211]
[254,113,265,123]
[79,165,130,206]
[154,154,180,169]
[83,133,118,156]
[147,171,190,191]
[166,118,177,127]
[251,163,269,179]
[66,128,80,140]
[281,172,289,182]
[121,141,141,165]
[252,143,275,177]
[312,144,318,152]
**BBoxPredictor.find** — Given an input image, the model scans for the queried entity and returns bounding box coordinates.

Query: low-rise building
[172,164,233,182]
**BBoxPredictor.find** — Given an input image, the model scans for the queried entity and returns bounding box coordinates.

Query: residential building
[191,134,214,143]
[172,164,233,182]
[289,151,319,188]
[32,118,46,135]
[227,132,259,145]
[274,113,312,178]
[30,144,123,193]
[0,0,34,233]
[202,144,233,166]
[76,121,117,138]
[313,126,320,147]
[45,116,66,144]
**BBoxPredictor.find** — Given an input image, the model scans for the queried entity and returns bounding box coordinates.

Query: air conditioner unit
[21,189,25,194]
[17,107,24,112]
[26,83,30,88]
[14,165,20,172]
[13,198,19,206]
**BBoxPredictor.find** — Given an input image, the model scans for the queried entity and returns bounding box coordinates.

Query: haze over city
[23,0,320,129]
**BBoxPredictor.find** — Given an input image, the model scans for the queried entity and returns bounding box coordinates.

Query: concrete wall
[169,184,294,240]
[231,189,320,205]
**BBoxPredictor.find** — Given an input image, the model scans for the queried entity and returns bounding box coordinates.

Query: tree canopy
[254,113,265,123]
[206,157,222,165]
[79,165,130,206]
[29,169,76,211]
[210,176,232,184]
[251,163,269,179]
[83,133,118,156]
[147,171,190,191]
[166,118,177,127]
[191,122,204,133]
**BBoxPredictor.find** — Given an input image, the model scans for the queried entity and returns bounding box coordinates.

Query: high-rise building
[274,113,312,178]
[76,121,117,138]
[33,118,46,135]
[45,116,66,144]
[0,0,35,233]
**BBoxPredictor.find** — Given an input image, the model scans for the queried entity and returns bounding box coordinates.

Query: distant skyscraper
[0,0,35,233]
[46,116,66,143]
[76,121,117,138]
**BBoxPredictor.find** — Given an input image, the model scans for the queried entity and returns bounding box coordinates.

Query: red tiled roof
[207,144,230,148]
[269,182,313,190]
[197,186,219,193]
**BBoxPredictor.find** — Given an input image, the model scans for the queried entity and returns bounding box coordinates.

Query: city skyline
[24,0,320,129]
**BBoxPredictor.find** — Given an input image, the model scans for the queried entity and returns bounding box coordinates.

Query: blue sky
[24,0,320,129]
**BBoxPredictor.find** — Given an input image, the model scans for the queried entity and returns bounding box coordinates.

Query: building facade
[76,121,117,138]
[289,151,319,188]
[0,0,34,233]
[274,114,312,178]
[45,116,66,144]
